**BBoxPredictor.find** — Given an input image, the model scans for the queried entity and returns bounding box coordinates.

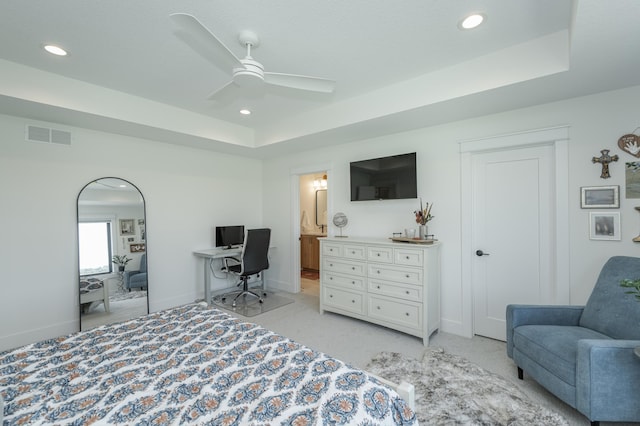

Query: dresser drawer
[323,258,366,276]
[367,246,394,264]
[368,278,422,302]
[368,295,422,330]
[368,264,422,285]
[322,242,344,257]
[343,244,366,260]
[323,271,365,290]
[394,248,424,267]
[323,285,365,315]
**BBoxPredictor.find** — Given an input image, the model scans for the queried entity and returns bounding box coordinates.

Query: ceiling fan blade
[207,80,240,101]
[170,13,243,72]
[264,72,335,93]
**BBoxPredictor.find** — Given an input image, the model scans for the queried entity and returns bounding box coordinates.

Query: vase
[418,225,428,240]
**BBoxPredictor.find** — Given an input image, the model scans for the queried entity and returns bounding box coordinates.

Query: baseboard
[0,319,78,352]
[440,318,472,339]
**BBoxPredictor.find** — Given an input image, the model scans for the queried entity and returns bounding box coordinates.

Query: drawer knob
[377,306,381,310]
[351,251,355,254]
[329,294,333,298]
[329,277,333,280]
[351,281,355,285]
[405,312,410,316]
[352,267,355,270]
[377,270,381,274]
[406,256,410,259]
[377,253,381,257]
[405,290,410,294]
[406,274,410,278]
[377,285,380,289]
[352,300,355,303]
[330,263,333,267]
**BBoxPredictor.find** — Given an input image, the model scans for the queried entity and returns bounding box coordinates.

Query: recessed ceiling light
[460,13,485,30]
[239,109,251,115]
[44,44,68,56]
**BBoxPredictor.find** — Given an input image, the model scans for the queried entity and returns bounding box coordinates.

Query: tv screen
[350,152,417,201]
[215,225,245,248]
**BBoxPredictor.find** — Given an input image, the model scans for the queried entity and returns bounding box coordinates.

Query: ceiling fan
[170,13,336,100]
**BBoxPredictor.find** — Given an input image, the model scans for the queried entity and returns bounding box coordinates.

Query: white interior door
[471,144,555,341]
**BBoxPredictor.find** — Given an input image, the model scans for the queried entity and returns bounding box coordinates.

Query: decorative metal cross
[592,149,619,179]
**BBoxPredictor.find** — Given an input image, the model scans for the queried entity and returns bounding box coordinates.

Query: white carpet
[366,349,568,425]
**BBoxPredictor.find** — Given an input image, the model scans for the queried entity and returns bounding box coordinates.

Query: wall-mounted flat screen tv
[350,152,417,201]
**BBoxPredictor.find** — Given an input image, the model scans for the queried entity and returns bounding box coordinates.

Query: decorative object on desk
[589,211,621,241]
[414,198,433,239]
[332,212,348,237]
[119,218,135,235]
[580,185,619,208]
[626,162,640,199]
[592,149,619,179]
[405,228,416,239]
[130,243,146,253]
[111,254,132,272]
[618,130,640,157]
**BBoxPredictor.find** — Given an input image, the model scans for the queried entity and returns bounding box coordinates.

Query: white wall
[262,84,640,336]
[0,113,263,351]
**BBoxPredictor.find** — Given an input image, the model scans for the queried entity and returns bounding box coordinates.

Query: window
[79,221,113,276]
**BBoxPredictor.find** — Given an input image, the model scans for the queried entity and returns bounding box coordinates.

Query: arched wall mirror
[77,177,149,331]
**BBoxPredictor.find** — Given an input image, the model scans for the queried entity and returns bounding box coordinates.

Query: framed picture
[119,219,135,235]
[581,185,619,208]
[589,212,621,240]
[130,243,146,253]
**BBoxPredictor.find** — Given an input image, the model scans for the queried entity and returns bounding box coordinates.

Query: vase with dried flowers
[414,198,434,239]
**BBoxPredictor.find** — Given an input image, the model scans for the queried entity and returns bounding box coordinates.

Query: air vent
[25,125,71,145]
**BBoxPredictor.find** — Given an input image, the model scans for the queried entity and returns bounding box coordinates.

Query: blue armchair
[507,256,640,425]
[124,254,147,290]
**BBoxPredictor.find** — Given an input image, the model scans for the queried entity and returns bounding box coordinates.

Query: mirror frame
[76,177,149,330]
[315,189,327,227]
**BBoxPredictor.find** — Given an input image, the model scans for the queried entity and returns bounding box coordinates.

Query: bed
[0,303,416,425]
[79,277,110,313]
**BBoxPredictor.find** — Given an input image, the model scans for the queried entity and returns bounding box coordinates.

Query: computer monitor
[215,225,245,249]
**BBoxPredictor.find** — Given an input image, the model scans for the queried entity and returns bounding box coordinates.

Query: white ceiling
[1,1,639,158]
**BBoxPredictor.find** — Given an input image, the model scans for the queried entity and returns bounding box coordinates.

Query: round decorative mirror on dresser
[77,177,149,331]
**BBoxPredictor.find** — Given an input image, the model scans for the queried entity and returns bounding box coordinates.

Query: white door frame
[289,163,332,293]
[459,126,570,338]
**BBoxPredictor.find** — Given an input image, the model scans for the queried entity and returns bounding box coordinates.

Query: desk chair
[221,228,271,307]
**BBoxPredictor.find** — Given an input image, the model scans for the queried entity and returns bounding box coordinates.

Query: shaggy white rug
[366,349,568,425]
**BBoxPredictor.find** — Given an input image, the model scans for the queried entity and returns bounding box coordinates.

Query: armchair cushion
[513,325,611,386]
[579,256,640,340]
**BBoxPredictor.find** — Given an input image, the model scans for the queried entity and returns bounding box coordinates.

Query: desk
[194,247,269,305]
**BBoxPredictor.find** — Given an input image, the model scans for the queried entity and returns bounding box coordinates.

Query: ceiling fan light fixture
[44,44,68,56]
[460,13,485,30]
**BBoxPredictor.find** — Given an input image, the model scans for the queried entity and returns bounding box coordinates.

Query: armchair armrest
[576,339,640,422]
[506,304,584,357]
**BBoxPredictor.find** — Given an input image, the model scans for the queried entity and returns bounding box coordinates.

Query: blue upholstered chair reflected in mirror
[221,228,271,308]
[507,256,640,425]
[124,254,147,291]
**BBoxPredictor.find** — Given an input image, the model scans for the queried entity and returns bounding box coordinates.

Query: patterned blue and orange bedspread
[0,303,416,425]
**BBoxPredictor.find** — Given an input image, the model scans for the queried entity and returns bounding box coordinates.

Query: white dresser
[319,237,441,345]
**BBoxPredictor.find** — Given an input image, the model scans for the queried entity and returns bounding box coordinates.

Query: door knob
[476,250,490,257]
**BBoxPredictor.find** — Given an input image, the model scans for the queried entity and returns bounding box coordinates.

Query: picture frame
[589,212,621,240]
[119,219,135,235]
[130,243,146,253]
[580,185,619,208]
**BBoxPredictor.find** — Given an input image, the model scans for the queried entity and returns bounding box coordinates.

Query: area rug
[366,349,568,425]
[211,290,294,317]
[110,290,147,302]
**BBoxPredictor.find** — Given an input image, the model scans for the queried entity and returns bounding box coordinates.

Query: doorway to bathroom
[299,172,327,297]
